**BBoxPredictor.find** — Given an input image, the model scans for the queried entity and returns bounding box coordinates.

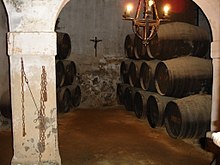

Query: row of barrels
[124,22,210,60]
[56,60,81,113]
[120,56,212,98]
[56,32,81,113]
[121,22,212,139]
[56,60,77,88]
[117,84,211,139]
[57,83,81,113]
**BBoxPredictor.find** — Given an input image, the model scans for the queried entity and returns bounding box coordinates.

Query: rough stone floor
[0,106,214,165]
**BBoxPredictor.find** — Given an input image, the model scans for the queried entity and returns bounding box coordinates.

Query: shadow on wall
[0,1,10,119]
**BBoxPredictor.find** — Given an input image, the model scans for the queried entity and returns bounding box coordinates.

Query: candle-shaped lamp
[148,0,154,12]
[163,4,170,17]
[126,3,133,17]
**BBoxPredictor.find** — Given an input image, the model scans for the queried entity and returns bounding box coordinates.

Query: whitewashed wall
[57,0,134,57]
[57,0,134,107]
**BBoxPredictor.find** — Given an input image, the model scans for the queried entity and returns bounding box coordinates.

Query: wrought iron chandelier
[123,0,170,45]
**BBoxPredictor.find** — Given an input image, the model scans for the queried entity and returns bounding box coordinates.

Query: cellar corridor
[0,107,213,165]
[1,0,220,164]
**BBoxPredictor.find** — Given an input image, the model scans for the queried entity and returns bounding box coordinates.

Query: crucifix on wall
[90,37,102,57]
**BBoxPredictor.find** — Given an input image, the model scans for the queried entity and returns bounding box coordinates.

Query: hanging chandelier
[123,0,171,45]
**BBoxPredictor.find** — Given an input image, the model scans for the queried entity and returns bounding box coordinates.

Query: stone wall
[57,0,133,107]
[76,56,123,107]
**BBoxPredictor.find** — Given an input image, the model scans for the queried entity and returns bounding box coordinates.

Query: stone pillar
[8,32,61,165]
[210,40,220,165]
[211,41,220,132]
[2,0,69,164]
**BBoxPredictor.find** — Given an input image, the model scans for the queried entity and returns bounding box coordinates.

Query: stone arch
[192,0,220,131]
[0,1,219,164]
[192,0,219,41]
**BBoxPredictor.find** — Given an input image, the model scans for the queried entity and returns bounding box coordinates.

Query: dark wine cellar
[0,0,219,165]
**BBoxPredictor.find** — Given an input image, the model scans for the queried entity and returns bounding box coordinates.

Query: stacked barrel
[117,22,212,139]
[56,32,81,113]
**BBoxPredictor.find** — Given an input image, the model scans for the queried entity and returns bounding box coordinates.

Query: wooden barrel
[56,60,77,87]
[147,22,210,60]
[155,56,212,97]
[56,60,65,87]
[124,34,135,59]
[57,87,72,113]
[56,32,71,60]
[139,60,160,91]
[146,94,175,128]
[134,90,154,119]
[133,36,153,60]
[120,60,131,84]
[62,60,77,86]
[123,86,138,111]
[128,60,142,87]
[67,84,81,107]
[139,62,150,90]
[164,94,211,139]
[116,83,130,105]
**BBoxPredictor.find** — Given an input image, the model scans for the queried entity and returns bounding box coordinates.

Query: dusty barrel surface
[134,90,154,119]
[124,34,135,59]
[116,83,130,105]
[57,87,72,113]
[67,84,81,107]
[62,60,77,86]
[128,60,143,87]
[155,56,212,97]
[164,94,211,139]
[56,32,72,60]
[123,86,139,112]
[139,60,160,91]
[56,60,65,87]
[146,94,175,128]
[134,36,153,60]
[56,60,77,87]
[147,22,210,60]
[120,60,131,84]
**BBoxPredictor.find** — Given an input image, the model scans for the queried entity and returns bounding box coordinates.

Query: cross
[90,37,102,57]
